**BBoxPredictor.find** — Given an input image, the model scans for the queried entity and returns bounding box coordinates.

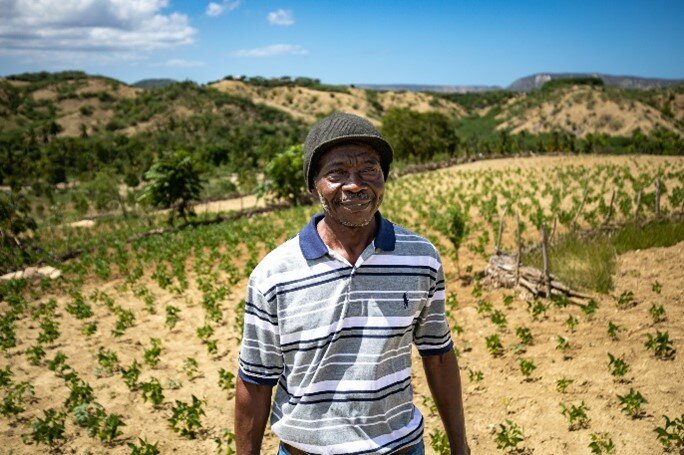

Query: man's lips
[337,198,373,211]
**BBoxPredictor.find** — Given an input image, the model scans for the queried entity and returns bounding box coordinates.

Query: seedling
[485,334,504,357]
[183,357,200,379]
[653,413,684,452]
[128,438,161,455]
[502,294,514,308]
[97,347,120,376]
[581,299,599,317]
[121,360,141,391]
[467,368,484,382]
[47,352,69,375]
[476,299,493,316]
[429,428,450,455]
[565,315,579,332]
[490,309,507,329]
[617,388,647,418]
[422,395,437,416]
[98,413,125,442]
[167,378,183,390]
[64,379,94,410]
[24,409,66,446]
[214,429,236,455]
[38,318,60,344]
[651,280,662,294]
[66,294,93,319]
[112,306,135,337]
[551,294,569,308]
[168,395,205,439]
[556,336,570,352]
[556,377,574,394]
[144,338,162,367]
[607,321,622,341]
[141,378,164,406]
[1,381,35,416]
[644,331,676,359]
[518,358,536,380]
[495,419,525,451]
[0,366,12,387]
[81,321,98,336]
[588,432,615,454]
[515,327,533,346]
[527,299,548,320]
[26,344,46,365]
[607,353,630,380]
[649,303,666,323]
[218,368,236,393]
[206,339,218,355]
[73,402,106,437]
[560,401,590,430]
[616,290,637,309]
[165,305,180,329]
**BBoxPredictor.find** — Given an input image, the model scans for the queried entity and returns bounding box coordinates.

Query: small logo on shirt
[403,293,409,309]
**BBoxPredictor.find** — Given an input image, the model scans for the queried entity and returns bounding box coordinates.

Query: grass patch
[527,219,684,293]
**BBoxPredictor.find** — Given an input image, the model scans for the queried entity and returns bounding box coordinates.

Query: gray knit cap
[303,112,394,190]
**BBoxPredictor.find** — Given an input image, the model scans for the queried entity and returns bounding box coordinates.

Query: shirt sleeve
[238,276,283,386]
[413,256,453,356]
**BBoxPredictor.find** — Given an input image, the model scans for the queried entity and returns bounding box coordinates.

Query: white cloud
[205,0,240,17]
[267,9,294,26]
[0,0,196,60]
[231,44,308,57]
[157,58,204,67]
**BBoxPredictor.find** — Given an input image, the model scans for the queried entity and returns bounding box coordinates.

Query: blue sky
[1,0,682,87]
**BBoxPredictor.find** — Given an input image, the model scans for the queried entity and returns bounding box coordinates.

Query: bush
[381,108,459,162]
[257,144,305,205]
[138,150,204,224]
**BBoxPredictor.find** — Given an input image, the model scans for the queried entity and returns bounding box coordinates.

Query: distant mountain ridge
[355,83,500,93]
[508,73,684,92]
[132,78,177,89]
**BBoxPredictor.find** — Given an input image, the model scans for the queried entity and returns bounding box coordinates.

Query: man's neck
[317,214,378,265]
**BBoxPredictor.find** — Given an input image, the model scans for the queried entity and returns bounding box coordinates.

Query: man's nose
[342,171,366,191]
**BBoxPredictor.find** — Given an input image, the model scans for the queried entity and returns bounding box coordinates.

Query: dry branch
[484,251,591,303]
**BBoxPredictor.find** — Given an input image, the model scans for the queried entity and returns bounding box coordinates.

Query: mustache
[336,192,373,203]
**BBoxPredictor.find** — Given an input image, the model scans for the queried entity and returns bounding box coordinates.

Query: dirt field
[1,155,682,454]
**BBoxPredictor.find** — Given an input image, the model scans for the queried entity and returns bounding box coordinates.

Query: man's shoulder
[251,235,303,279]
[387,221,441,259]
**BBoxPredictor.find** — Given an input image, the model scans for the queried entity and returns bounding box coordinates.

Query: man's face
[313,142,385,228]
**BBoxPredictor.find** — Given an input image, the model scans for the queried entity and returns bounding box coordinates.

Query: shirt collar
[298,211,396,260]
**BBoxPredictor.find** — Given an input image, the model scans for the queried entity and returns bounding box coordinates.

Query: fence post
[655,178,661,218]
[515,212,522,286]
[541,223,551,298]
[603,190,615,226]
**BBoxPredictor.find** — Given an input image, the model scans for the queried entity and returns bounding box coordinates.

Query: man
[235,112,468,455]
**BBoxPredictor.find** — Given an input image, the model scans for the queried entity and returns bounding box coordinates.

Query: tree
[381,108,459,162]
[257,144,305,206]
[446,206,469,276]
[138,150,204,224]
[0,190,38,272]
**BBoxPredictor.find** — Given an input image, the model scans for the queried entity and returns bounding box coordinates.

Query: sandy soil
[1,156,682,454]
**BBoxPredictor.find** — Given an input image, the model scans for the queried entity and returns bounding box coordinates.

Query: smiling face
[313,142,385,228]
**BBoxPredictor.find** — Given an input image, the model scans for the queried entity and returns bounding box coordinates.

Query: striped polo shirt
[238,212,453,455]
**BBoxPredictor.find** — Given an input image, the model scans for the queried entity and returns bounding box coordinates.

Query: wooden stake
[602,190,615,226]
[495,207,508,254]
[515,212,522,286]
[571,187,589,229]
[655,178,661,218]
[541,224,551,298]
[635,189,642,221]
